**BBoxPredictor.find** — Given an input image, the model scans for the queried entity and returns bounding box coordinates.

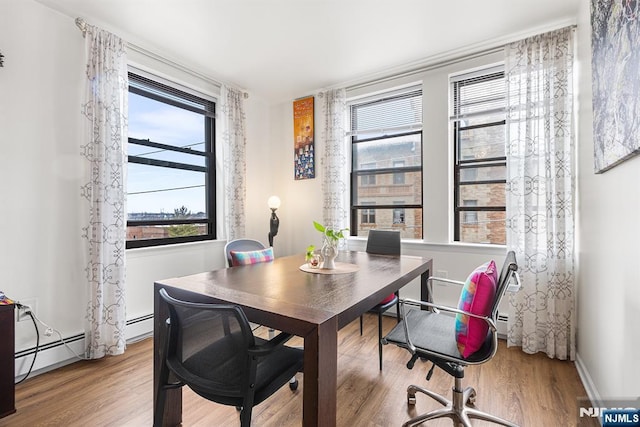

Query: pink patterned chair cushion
[230,247,274,266]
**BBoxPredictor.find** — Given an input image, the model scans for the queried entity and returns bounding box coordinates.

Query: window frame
[126,72,216,249]
[451,67,506,244]
[349,87,423,238]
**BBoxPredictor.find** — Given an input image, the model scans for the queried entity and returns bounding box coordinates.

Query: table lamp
[268,196,281,247]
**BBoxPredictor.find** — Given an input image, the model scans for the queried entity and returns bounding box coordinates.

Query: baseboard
[576,352,606,426]
[15,314,154,380]
[575,353,601,400]
[123,314,154,343]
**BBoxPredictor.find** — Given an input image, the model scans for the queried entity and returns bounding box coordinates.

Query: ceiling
[37,0,580,104]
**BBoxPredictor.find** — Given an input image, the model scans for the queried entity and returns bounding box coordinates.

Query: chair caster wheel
[467,389,476,406]
[289,379,299,391]
[408,393,416,406]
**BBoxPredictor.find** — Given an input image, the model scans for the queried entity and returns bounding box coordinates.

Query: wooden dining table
[153,250,433,427]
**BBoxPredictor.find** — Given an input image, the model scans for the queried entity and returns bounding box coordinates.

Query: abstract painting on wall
[591,0,640,173]
[293,96,315,180]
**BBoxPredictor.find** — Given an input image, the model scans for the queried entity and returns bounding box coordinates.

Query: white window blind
[450,66,505,121]
[349,86,422,139]
[129,73,215,118]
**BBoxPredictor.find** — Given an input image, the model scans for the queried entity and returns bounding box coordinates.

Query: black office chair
[155,288,303,427]
[383,251,520,427]
[360,229,401,371]
[224,238,267,267]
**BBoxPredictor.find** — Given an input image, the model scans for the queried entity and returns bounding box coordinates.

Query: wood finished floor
[3,314,596,427]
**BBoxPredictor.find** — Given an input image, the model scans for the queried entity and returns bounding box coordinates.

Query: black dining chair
[360,229,401,371]
[223,239,298,389]
[155,288,303,427]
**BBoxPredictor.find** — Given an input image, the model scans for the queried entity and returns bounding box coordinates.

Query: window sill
[346,237,506,255]
[126,239,225,258]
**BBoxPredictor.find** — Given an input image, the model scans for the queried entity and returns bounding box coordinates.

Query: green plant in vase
[312,221,348,242]
[305,244,320,268]
[313,221,348,269]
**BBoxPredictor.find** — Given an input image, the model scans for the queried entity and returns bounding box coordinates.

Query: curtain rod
[345,46,503,92]
[74,17,249,99]
[341,22,577,93]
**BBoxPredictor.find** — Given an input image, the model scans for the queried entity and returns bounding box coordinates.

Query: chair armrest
[248,331,294,357]
[426,276,465,303]
[427,276,466,287]
[398,298,497,354]
[402,298,497,327]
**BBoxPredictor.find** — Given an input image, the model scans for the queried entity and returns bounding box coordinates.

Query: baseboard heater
[14,314,154,378]
[14,333,84,359]
[497,313,508,338]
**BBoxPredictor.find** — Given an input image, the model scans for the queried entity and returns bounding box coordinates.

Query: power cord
[15,302,90,384]
[14,309,38,385]
[30,309,90,361]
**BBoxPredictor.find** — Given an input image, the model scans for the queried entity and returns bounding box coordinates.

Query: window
[360,162,377,185]
[393,160,405,184]
[361,202,376,223]
[126,73,216,248]
[451,67,506,245]
[393,201,405,224]
[462,199,478,225]
[350,86,423,238]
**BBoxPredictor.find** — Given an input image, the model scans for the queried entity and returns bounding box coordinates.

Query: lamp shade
[268,195,281,210]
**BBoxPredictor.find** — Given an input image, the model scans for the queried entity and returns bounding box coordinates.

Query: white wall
[4,1,637,406]
[0,1,525,357]
[1,0,87,355]
[268,51,508,308]
[0,0,274,376]
[245,95,280,246]
[268,8,640,404]
[575,2,640,400]
[267,100,325,256]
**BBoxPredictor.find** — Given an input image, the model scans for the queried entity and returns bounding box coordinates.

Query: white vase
[320,235,338,269]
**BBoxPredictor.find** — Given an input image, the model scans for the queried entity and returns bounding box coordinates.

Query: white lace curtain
[505,26,576,360]
[321,88,348,229]
[216,84,247,241]
[80,24,128,358]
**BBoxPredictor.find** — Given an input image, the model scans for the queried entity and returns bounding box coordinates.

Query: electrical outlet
[17,298,36,322]
[435,270,448,279]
